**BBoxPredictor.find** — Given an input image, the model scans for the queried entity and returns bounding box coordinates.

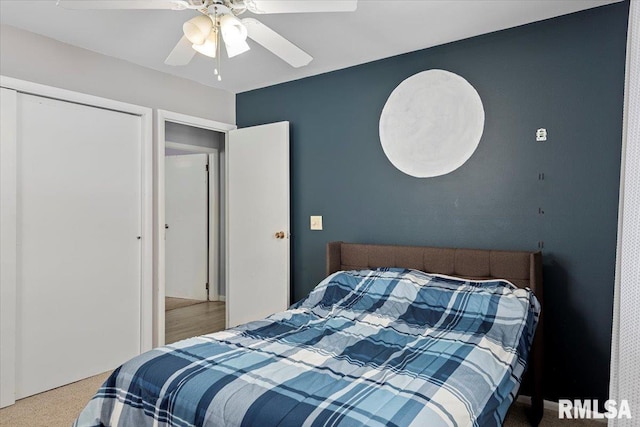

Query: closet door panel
[15,94,142,398]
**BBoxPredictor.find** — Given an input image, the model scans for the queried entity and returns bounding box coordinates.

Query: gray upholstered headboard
[325,241,545,425]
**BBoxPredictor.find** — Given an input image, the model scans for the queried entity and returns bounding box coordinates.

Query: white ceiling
[0,0,620,94]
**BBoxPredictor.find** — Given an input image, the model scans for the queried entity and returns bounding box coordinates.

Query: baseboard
[516,395,608,424]
[218,295,226,302]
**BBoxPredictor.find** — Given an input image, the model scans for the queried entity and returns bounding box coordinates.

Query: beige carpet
[0,371,110,427]
[165,297,206,311]
[503,403,606,427]
[0,372,605,427]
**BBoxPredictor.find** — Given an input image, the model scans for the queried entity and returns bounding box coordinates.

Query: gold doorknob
[275,231,285,239]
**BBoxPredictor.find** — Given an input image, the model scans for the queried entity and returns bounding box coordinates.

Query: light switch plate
[310,216,323,230]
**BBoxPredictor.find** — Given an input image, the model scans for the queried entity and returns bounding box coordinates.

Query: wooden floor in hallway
[165,298,226,345]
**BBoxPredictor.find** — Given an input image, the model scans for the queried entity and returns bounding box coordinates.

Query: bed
[75,242,543,427]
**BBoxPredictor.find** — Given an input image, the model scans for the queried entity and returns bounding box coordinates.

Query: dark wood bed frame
[326,241,544,426]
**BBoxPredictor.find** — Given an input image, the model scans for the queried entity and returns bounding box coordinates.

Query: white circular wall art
[379,69,485,178]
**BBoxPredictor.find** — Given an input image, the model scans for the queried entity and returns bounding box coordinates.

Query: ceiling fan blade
[242,18,312,68]
[58,0,189,10]
[247,0,357,14]
[165,36,197,66]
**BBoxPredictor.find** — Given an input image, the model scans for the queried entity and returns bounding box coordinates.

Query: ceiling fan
[58,0,358,80]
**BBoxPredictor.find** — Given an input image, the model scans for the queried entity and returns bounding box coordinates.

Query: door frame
[155,110,235,347]
[0,76,153,408]
[166,140,218,154]
[207,151,220,302]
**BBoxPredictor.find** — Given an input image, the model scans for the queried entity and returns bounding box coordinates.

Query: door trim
[0,87,17,408]
[166,140,219,154]
[155,109,235,347]
[208,151,220,302]
[0,76,153,407]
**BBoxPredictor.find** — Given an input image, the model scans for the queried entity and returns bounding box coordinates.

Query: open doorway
[163,121,226,344]
[154,110,235,347]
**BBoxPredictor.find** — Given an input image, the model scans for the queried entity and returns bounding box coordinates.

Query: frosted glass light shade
[220,14,248,45]
[193,30,217,57]
[379,69,485,178]
[183,15,213,45]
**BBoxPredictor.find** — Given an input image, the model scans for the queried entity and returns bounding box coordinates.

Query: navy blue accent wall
[237,2,628,404]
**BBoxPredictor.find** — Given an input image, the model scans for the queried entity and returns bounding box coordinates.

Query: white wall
[0,24,235,124]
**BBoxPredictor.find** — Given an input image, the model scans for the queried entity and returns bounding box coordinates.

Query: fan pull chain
[211,12,221,81]
[216,24,222,81]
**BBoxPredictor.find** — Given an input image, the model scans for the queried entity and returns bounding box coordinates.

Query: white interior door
[165,154,209,301]
[5,93,143,400]
[227,122,290,327]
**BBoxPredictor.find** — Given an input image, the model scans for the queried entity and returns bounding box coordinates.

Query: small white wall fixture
[379,69,485,178]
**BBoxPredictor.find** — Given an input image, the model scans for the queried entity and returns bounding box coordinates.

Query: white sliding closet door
[11,93,143,399]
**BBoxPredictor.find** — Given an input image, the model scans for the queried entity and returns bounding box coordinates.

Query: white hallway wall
[0,24,235,123]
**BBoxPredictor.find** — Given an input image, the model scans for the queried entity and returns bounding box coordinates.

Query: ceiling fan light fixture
[192,28,218,58]
[183,14,213,45]
[220,14,248,46]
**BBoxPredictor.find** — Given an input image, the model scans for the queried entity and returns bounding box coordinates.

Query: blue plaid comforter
[75,268,540,427]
